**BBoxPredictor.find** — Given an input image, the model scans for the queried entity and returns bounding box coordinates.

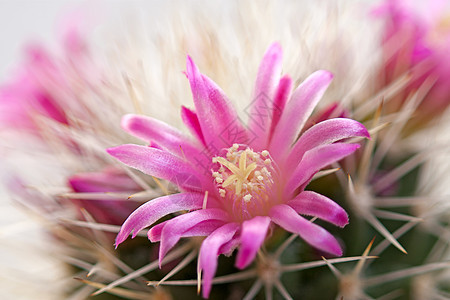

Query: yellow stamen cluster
[212,144,273,202]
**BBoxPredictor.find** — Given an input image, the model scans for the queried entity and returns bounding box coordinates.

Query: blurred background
[0,1,84,80]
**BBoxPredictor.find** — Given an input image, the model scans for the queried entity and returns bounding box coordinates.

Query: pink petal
[287,191,348,227]
[218,236,240,256]
[186,56,246,151]
[69,173,140,225]
[68,167,140,193]
[148,219,225,260]
[202,75,248,144]
[157,208,230,265]
[148,215,226,242]
[121,114,201,159]
[181,106,205,145]
[199,223,240,298]
[115,193,203,247]
[285,143,360,196]
[270,204,342,256]
[35,92,68,124]
[269,71,333,160]
[149,141,163,150]
[68,168,142,225]
[285,118,369,170]
[107,144,204,191]
[62,17,88,57]
[146,221,166,242]
[268,75,292,141]
[235,216,271,269]
[302,102,349,132]
[0,64,69,129]
[248,42,283,150]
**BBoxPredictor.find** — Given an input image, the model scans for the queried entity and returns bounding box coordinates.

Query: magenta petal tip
[120,113,135,130]
[267,41,283,56]
[106,146,120,156]
[316,69,334,82]
[186,55,197,74]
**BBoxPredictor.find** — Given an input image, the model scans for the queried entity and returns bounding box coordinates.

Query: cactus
[1,1,449,299]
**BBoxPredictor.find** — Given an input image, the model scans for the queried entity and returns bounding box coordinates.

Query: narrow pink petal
[219,236,240,256]
[285,118,369,169]
[302,102,349,132]
[235,216,271,269]
[107,144,204,191]
[270,204,342,256]
[148,219,225,242]
[0,62,69,128]
[285,143,360,196]
[199,223,240,298]
[158,208,230,265]
[269,70,334,160]
[68,168,140,193]
[186,56,246,151]
[181,106,205,145]
[149,141,162,150]
[147,221,166,242]
[269,75,292,141]
[287,191,348,227]
[201,75,248,145]
[35,92,69,124]
[248,42,283,150]
[62,16,87,57]
[115,193,203,247]
[121,114,201,159]
[68,168,141,225]
[182,220,225,237]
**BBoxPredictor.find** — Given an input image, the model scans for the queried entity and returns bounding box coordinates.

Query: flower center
[211,144,276,220]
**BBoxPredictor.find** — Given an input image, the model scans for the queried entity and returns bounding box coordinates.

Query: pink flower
[0,45,69,133]
[108,43,369,298]
[0,20,93,136]
[375,0,450,129]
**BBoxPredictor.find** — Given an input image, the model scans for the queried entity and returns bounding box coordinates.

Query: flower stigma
[212,144,277,220]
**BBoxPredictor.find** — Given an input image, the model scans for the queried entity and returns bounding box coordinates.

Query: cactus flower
[108,43,369,298]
